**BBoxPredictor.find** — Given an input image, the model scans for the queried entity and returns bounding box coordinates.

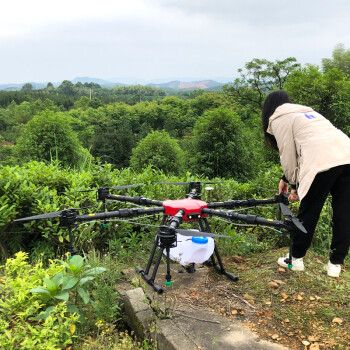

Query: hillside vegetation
[1,44,350,349]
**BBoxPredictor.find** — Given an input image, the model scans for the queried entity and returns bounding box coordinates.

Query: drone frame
[14,181,304,294]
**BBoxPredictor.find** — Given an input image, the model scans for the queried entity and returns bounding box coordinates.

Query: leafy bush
[130,130,184,175]
[0,252,79,349]
[30,255,107,320]
[284,65,350,134]
[15,110,91,167]
[0,160,337,263]
[190,106,253,181]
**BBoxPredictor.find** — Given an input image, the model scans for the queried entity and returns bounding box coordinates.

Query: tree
[322,43,350,76]
[92,117,135,167]
[224,57,300,112]
[15,111,88,167]
[284,65,350,134]
[191,106,253,180]
[88,97,103,109]
[113,85,166,104]
[21,83,33,92]
[57,80,77,96]
[45,82,55,92]
[73,96,90,110]
[130,130,183,175]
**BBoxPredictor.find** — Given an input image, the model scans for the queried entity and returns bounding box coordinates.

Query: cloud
[0,0,349,83]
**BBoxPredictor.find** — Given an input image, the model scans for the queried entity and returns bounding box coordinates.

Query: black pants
[292,164,350,264]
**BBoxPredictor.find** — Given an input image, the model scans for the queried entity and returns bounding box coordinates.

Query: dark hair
[261,90,292,151]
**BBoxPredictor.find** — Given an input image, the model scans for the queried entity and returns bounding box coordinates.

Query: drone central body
[162,198,208,221]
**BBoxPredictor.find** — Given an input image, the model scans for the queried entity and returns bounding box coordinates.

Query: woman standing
[262,90,350,277]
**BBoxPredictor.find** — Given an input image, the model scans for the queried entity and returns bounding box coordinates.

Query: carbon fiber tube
[76,206,165,222]
[206,193,288,209]
[201,207,285,229]
[206,198,277,208]
[106,194,163,206]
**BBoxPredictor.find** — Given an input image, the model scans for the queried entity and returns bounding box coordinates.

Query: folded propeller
[175,228,230,239]
[154,181,215,186]
[61,184,144,194]
[279,203,307,233]
[14,208,77,222]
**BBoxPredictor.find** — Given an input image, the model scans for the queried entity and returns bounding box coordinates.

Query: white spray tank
[167,234,215,265]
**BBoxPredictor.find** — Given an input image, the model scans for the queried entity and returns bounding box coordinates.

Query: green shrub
[190,106,253,181]
[15,110,90,167]
[130,130,184,175]
[0,251,79,349]
[0,160,337,263]
[30,255,107,322]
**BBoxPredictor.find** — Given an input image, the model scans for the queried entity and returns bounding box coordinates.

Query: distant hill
[0,82,47,91]
[0,78,227,91]
[148,80,224,90]
[71,77,125,88]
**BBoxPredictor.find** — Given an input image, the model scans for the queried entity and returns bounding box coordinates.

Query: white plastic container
[166,234,215,265]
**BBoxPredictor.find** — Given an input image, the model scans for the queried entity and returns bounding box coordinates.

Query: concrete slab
[172,307,286,350]
[119,264,288,350]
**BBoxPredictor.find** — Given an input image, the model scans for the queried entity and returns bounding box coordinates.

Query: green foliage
[90,114,136,167]
[0,88,235,171]
[84,252,122,325]
[113,85,166,104]
[0,161,92,258]
[89,97,103,109]
[0,155,337,264]
[15,110,90,167]
[21,83,33,92]
[284,65,350,134]
[322,43,350,76]
[57,80,77,96]
[190,106,253,181]
[30,255,107,320]
[73,96,90,110]
[0,251,79,349]
[130,131,184,175]
[225,57,300,111]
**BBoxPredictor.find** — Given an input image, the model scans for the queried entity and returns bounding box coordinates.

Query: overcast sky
[1,0,349,84]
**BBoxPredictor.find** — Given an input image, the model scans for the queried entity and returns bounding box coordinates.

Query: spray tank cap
[191,236,208,244]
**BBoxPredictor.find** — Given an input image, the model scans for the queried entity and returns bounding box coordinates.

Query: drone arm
[76,206,165,222]
[206,198,276,209]
[201,208,285,230]
[168,209,185,230]
[106,194,163,206]
[206,193,289,209]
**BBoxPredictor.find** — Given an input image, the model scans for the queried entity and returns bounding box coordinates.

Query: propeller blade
[14,206,90,223]
[154,181,216,186]
[154,182,189,186]
[279,203,293,216]
[61,184,144,194]
[279,203,307,233]
[109,184,144,190]
[14,211,62,222]
[59,189,95,194]
[292,217,307,234]
[176,229,230,238]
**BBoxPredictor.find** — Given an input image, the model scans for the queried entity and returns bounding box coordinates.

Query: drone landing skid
[205,247,239,282]
[136,218,238,294]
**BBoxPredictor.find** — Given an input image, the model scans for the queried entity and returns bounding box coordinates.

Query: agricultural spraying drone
[14,181,306,294]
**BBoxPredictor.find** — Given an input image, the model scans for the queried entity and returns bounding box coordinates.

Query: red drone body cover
[162,198,208,221]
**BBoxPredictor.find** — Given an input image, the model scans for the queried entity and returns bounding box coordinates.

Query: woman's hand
[288,189,299,201]
[278,179,289,194]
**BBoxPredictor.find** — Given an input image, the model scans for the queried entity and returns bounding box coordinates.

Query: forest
[1,44,350,349]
